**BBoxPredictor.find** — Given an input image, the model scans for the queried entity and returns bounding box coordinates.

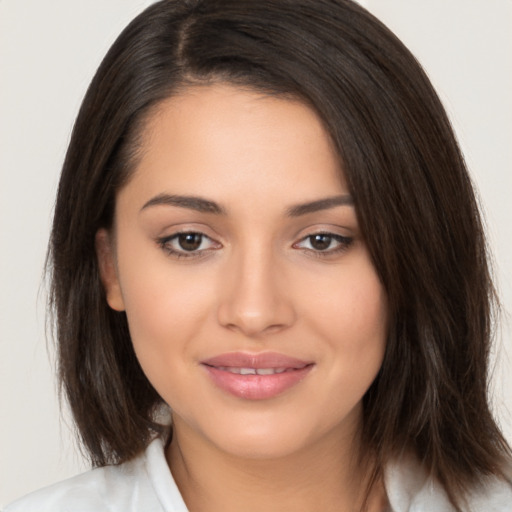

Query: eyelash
[156,232,220,259]
[156,231,354,260]
[292,232,354,257]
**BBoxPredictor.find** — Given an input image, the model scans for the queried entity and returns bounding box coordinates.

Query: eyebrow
[286,195,354,216]
[141,194,226,215]
[140,193,354,216]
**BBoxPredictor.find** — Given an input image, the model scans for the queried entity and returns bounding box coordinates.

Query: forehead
[120,83,347,209]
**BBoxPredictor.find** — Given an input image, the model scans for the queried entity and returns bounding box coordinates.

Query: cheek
[343,276,387,346]
[114,239,215,369]
[308,260,387,336]
[304,258,388,373]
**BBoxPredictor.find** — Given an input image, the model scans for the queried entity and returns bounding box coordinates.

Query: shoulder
[385,455,512,512]
[3,436,187,512]
[465,470,512,512]
[4,458,146,512]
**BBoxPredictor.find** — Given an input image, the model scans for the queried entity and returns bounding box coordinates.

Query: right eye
[157,232,221,258]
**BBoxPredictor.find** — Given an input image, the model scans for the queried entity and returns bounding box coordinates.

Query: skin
[97,84,389,511]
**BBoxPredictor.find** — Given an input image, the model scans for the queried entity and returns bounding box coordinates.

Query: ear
[95,229,125,312]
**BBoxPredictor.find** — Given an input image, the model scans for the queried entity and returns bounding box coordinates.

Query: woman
[6,0,512,511]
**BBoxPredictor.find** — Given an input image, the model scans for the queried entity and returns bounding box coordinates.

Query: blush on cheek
[349,266,387,328]
[122,274,212,357]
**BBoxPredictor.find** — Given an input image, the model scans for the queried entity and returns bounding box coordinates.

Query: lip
[201,352,314,400]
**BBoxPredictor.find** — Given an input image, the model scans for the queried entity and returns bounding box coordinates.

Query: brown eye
[157,231,221,259]
[293,232,353,256]
[309,234,333,251]
[178,233,203,251]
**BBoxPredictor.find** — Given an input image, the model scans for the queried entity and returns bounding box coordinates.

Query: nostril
[216,262,297,335]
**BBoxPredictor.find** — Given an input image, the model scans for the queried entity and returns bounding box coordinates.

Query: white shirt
[4,436,512,511]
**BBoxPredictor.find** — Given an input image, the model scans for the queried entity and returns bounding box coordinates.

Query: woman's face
[97,84,387,460]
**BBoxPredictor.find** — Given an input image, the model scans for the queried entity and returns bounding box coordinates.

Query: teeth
[216,366,290,375]
[256,368,275,375]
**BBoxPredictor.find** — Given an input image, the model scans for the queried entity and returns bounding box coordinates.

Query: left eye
[294,233,352,252]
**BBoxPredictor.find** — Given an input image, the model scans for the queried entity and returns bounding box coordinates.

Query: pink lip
[201,352,314,400]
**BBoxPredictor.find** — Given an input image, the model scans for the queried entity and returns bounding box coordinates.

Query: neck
[167,415,388,512]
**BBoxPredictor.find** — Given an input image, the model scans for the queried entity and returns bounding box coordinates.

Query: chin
[194,408,340,461]
[216,430,312,461]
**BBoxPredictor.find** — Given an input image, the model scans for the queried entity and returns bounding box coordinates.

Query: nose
[216,246,296,338]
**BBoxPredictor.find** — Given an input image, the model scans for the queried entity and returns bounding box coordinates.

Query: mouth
[211,366,298,375]
[201,352,314,400]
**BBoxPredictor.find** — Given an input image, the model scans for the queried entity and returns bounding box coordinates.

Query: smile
[213,366,301,375]
[201,352,314,400]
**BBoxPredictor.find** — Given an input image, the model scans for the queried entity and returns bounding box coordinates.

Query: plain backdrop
[1,0,511,506]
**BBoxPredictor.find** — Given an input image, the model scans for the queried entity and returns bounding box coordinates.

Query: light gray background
[1,0,511,505]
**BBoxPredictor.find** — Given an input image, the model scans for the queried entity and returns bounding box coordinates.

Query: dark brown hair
[48,0,511,509]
